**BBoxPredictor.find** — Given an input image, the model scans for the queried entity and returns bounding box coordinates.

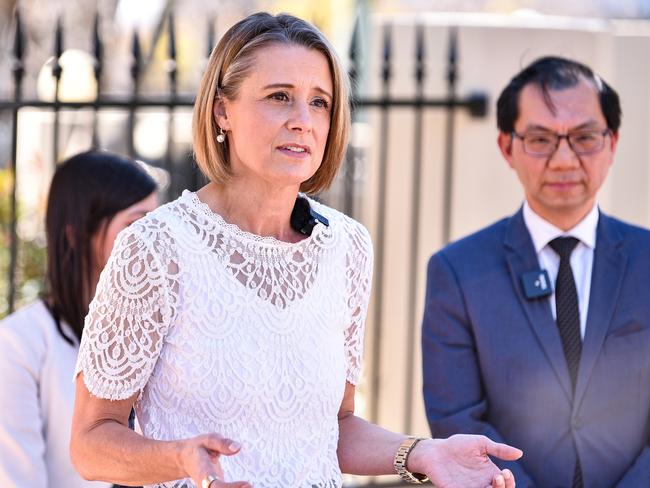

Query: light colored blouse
[0,300,111,488]
[76,191,373,488]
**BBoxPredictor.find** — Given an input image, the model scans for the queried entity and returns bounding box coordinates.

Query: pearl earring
[217,127,226,143]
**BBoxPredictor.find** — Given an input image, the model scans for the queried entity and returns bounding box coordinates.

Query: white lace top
[75,191,373,488]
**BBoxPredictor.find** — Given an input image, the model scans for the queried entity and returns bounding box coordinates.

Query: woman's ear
[213,97,231,131]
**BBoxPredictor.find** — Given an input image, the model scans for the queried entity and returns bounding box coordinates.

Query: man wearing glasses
[422,56,650,488]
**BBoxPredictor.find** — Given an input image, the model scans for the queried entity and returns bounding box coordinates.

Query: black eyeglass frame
[511,128,612,157]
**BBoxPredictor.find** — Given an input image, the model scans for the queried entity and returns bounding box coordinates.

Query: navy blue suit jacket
[422,209,650,488]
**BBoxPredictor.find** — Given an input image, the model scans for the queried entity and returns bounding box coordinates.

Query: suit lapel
[504,209,573,403]
[574,213,627,407]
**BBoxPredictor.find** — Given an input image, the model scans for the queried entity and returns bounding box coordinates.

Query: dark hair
[496,56,621,134]
[45,150,157,344]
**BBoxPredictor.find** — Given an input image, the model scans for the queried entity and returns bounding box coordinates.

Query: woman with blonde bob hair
[71,12,521,488]
[192,11,350,194]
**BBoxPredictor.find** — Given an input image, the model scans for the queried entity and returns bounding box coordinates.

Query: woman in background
[0,150,157,488]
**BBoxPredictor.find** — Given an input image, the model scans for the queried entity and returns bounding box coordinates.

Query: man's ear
[497,131,515,169]
[609,129,620,154]
[213,97,231,131]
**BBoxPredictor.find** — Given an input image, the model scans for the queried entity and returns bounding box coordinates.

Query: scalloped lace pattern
[75,192,373,488]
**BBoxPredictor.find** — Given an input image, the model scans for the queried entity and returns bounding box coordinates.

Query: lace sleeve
[344,219,374,385]
[75,222,178,401]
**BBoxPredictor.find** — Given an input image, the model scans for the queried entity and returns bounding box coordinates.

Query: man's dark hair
[45,150,157,344]
[496,56,621,134]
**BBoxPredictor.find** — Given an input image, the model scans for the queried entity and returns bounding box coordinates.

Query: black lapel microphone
[521,269,553,299]
[290,196,329,236]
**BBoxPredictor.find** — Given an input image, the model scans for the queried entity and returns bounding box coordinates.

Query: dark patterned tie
[549,236,583,488]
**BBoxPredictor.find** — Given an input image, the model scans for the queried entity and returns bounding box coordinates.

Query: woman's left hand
[407,434,523,488]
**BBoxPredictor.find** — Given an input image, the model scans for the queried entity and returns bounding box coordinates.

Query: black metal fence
[1,10,487,487]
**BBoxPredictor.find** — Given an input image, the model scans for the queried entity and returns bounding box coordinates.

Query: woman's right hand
[407,434,522,488]
[179,433,251,488]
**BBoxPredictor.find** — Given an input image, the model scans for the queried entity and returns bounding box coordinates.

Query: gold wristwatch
[393,437,430,484]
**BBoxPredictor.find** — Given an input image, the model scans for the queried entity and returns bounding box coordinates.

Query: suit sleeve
[421,252,536,488]
[0,320,47,487]
[615,447,650,487]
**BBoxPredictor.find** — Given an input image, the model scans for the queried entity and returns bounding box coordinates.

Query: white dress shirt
[523,201,599,340]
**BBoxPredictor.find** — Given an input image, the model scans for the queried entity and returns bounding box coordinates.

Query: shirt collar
[522,201,599,254]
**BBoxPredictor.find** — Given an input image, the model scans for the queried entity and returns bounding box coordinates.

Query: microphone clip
[521,269,553,299]
[290,196,329,236]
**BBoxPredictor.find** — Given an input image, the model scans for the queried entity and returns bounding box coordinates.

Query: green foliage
[0,169,47,318]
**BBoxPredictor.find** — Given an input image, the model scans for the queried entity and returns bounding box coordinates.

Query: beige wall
[352,12,650,439]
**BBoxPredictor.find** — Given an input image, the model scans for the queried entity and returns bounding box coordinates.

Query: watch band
[393,437,430,484]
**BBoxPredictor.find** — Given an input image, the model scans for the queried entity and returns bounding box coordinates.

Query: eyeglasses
[511,128,611,157]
